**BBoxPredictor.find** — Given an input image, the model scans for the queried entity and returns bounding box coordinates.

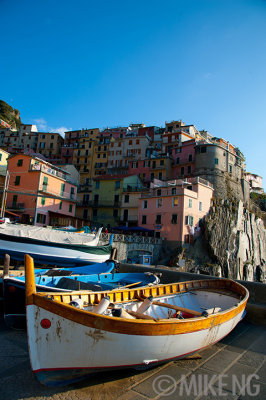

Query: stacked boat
[0,223,112,266]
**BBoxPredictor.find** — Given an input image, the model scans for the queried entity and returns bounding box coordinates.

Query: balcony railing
[6,202,25,210]
[40,185,77,201]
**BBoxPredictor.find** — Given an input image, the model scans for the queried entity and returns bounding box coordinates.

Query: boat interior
[37,279,247,321]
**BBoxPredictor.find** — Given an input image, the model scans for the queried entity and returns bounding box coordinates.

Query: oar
[136,295,202,317]
[151,300,202,317]
[125,309,158,321]
[123,281,142,288]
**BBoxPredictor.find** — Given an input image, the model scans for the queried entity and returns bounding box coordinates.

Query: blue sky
[1,0,266,183]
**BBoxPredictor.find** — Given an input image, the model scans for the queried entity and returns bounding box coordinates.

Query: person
[105,227,108,234]
[93,227,97,234]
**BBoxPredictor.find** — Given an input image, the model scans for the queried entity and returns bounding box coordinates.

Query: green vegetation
[0,100,21,129]
[250,192,266,212]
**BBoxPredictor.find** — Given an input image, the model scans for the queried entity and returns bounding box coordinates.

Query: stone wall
[99,233,163,264]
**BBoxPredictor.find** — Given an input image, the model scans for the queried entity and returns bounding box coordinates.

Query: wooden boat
[25,254,249,387]
[0,224,111,266]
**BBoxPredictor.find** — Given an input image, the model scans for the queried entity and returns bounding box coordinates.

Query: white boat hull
[27,304,244,386]
[0,239,110,266]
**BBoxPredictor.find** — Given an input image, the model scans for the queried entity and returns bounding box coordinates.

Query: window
[40,142,45,149]
[156,198,163,208]
[37,214,46,224]
[171,214,178,224]
[95,181,100,189]
[41,197,45,205]
[17,159,23,167]
[115,181,120,189]
[214,158,219,165]
[158,172,163,180]
[188,154,193,162]
[151,173,154,181]
[172,188,176,195]
[176,157,180,164]
[136,139,139,144]
[60,183,65,196]
[59,201,62,210]
[143,200,148,209]
[142,215,147,224]
[15,176,21,186]
[189,199,192,208]
[156,214,161,224]
[132,162,138,168]
[157,189,161,196]
[69,204,73,213]
[93,209,98,217]
[12,195,17,206]
[181,167,185,175]
[129,140,132,145]
[199,201,202,211]
[113,209,118,217]
[50,143,53,149]
[42,135,45,139]
[201,146,206,153]
[83,209,88,219]
[229,165,232,173]
[124,194,129,203]
[85,149,88,155]
[173,197,178,206]
[188,166,191,174]
[185,216,194,226]
[160,160,164,166]
[51,135,54,139]
[97,154,100,159]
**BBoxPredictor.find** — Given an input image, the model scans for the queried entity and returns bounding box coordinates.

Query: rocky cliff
[0,100,21,129]
[202,199,266,281]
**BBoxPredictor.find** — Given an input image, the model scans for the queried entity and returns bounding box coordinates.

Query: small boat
[2,251,119,329]
[0,224,111,266]
[25,254,249,387]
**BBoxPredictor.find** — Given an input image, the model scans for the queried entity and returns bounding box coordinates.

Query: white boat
[0,224,111,266]
[25,254,249,387]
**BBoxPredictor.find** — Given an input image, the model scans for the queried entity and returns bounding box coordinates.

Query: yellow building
[36,132,64,159]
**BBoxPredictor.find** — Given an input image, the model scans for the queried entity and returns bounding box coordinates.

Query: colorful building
[138,177,213,243]
[5,154,77,226]
[36,132,64,160]
[90,175,142,228]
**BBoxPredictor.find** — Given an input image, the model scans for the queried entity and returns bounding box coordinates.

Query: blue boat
[2,259,160,329]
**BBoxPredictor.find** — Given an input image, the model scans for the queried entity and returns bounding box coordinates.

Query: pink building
[244,172,264,193]
[171,140,195,179]
[6,154,77,226]
[138,177,213,243]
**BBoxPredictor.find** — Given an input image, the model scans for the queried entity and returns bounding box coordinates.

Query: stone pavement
[0,318,265,400]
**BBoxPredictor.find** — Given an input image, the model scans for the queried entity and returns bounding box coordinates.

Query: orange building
[5,154,77,226]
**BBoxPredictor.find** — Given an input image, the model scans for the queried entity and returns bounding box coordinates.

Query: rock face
[0,100,21,129]
[203,199,266,281]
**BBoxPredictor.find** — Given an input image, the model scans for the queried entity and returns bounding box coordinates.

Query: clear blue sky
[1,0,266,184]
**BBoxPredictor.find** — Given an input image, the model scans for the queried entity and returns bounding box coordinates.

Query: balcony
[6,202,25,211]
[29,163,67,181]
[92,200,121,208]
[40,186,77,201]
